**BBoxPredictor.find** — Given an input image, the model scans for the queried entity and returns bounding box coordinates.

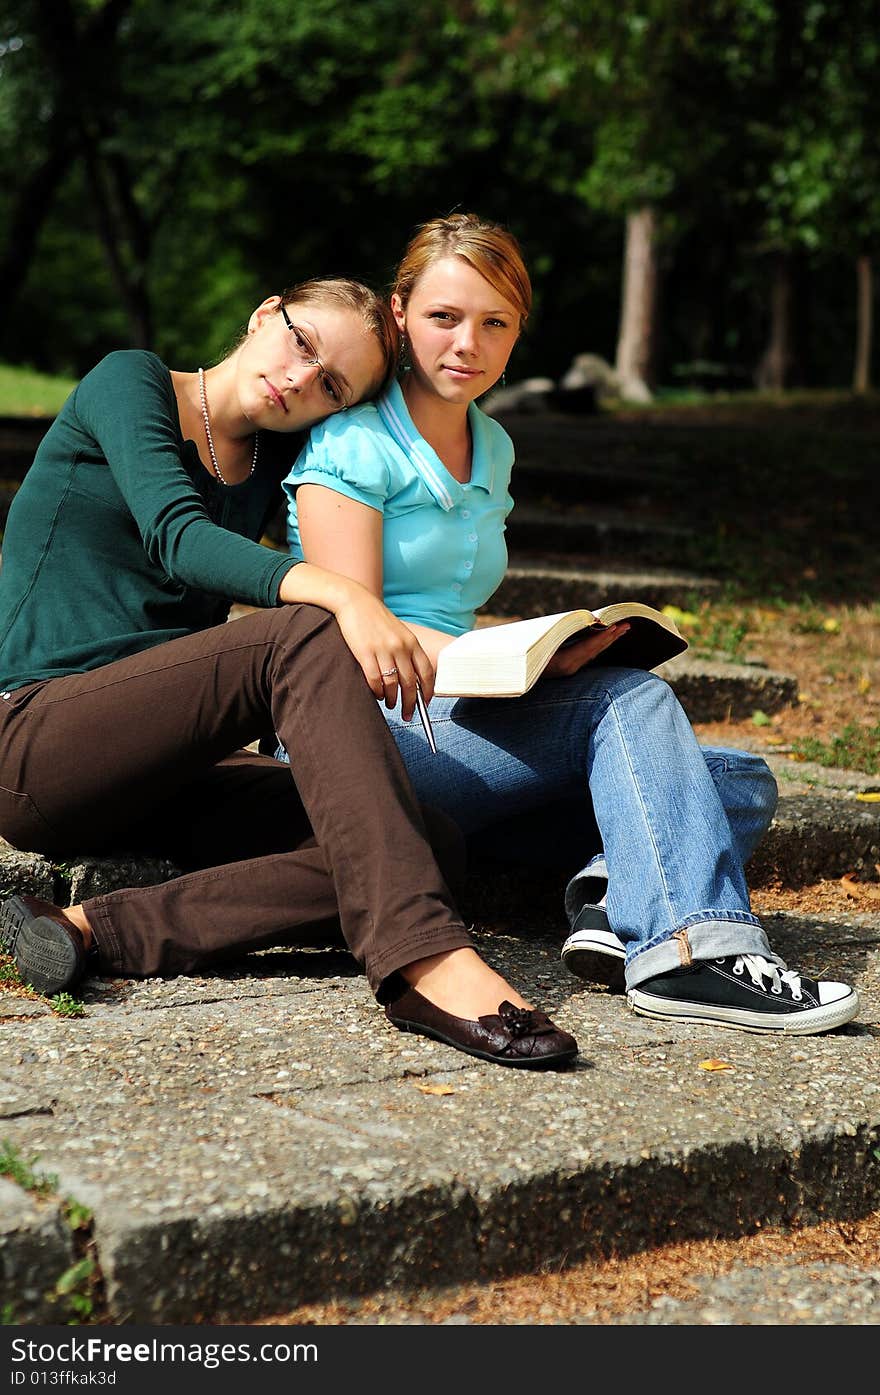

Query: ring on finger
[381,667,398,680]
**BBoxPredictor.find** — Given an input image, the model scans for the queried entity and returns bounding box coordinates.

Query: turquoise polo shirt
[283,378,514,636]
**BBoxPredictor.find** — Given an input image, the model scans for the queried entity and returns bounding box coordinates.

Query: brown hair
[392,214,532,330]
[280,278,400,398]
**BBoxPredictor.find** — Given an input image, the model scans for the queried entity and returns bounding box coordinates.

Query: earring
[499,371,507,388]
[399,333,412,373]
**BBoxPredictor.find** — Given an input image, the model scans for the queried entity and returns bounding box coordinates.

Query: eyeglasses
[279,304,350,410]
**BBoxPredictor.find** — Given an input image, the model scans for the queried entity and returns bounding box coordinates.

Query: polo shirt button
[452,582,462,591]
[461,509,471,519]
[464,561,473,570]
[468,533,477,542]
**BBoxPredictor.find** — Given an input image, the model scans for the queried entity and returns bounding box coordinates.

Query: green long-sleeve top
[0,350,299,690]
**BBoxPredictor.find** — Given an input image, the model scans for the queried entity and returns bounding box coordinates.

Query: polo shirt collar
[377,378,495,512]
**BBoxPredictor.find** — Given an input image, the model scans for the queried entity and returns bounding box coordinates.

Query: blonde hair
[392,214,531,330]
[280,278,400,398]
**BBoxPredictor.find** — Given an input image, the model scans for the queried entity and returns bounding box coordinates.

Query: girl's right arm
[294,483,458,702]
[277,558,435,716]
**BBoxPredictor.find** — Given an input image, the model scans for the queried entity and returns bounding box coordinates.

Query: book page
[595,602,675,630]
[442,611,594,657]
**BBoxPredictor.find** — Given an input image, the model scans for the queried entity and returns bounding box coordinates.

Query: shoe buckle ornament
[498,1002,537,1038]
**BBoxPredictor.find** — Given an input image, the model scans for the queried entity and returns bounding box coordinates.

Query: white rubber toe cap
[818,980,856,1005]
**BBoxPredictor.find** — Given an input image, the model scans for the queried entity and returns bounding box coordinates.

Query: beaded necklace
[197,367,259,486]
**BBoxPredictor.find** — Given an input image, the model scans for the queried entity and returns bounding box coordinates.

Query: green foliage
[0,1140,98,1322]
[0,959,22,986]
[690,615,749,662]
[64,1198,94,1231]
[54,1255,96,1323]
[0,363,77,416]
[0,0,876,382]
[793,609,842,635]
[792,723,880,775]
[0,1138,58,1195]
[50,992,86,1018]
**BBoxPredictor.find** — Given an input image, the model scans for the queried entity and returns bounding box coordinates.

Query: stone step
[493,411,691,470]
[656,653,798,722]
[508,458,662,505]
[465,784,880,930]
[504,503,692,564]
[485,561,720,617]
[3,929,879,1321]
[2,764,876,917]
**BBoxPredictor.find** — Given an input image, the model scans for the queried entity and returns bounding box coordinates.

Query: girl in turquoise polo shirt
[282,213,858,1039]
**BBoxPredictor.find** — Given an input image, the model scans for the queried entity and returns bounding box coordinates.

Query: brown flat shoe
[385,986,578,1068]
[0,895,91,996]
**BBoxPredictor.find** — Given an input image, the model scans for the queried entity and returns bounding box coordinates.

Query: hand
[333,589,435,720]
[544,621,630,678]
[278,563,435,719]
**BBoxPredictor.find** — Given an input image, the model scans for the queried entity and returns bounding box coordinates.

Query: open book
[433,602,688,698]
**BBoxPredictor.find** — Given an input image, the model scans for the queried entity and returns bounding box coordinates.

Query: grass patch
[0,1139,99,1323]
[0,951,86,1016]
[0,1137,58,1195]
[50,992,86,1018]
[0,362,76,417]
[791,723,880,775]
[661,602,750,662]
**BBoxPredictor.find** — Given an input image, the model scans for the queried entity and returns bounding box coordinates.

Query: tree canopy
[0,0,875,388]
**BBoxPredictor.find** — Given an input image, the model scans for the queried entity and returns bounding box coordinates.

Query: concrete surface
[2,842,879,1322]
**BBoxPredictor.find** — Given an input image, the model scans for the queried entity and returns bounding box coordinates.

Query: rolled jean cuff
[370,922,476,1003]
[624,910,778,990]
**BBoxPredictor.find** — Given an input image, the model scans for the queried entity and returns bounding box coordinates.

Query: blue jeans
[381,667,779,989]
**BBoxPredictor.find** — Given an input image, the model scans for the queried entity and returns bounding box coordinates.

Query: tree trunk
[31,0,151,346]
[853,254,873,394]
[755,251,810,391]
[615,206,658,403]
[0,120,74,311]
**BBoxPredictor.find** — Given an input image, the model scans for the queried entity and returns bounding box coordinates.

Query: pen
[414,681,437,755]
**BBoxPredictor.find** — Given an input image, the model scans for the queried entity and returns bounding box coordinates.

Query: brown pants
[0,605,473,996]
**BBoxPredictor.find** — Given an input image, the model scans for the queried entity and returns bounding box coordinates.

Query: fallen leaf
[416,1082,455,1096]
[858,676,871,695]
[840,874,880,902]
[856,792,880,802]
[751,710,772,727]
[764,736,787,746]
[822,618,841,633]
[699,1058,735,1072]
[661,605,699,627]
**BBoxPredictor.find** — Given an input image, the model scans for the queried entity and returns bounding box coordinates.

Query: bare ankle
[65,904,94,949]
[400,947,531,1017]
[401,946,479,987]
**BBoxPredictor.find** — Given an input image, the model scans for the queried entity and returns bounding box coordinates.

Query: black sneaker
[560,905,626,991]
[628,954,859,1036]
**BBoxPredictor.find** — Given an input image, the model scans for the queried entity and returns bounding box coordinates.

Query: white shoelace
[732,953,803,1000]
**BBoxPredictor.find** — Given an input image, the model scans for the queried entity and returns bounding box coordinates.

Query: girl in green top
[0,278,577,1070]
